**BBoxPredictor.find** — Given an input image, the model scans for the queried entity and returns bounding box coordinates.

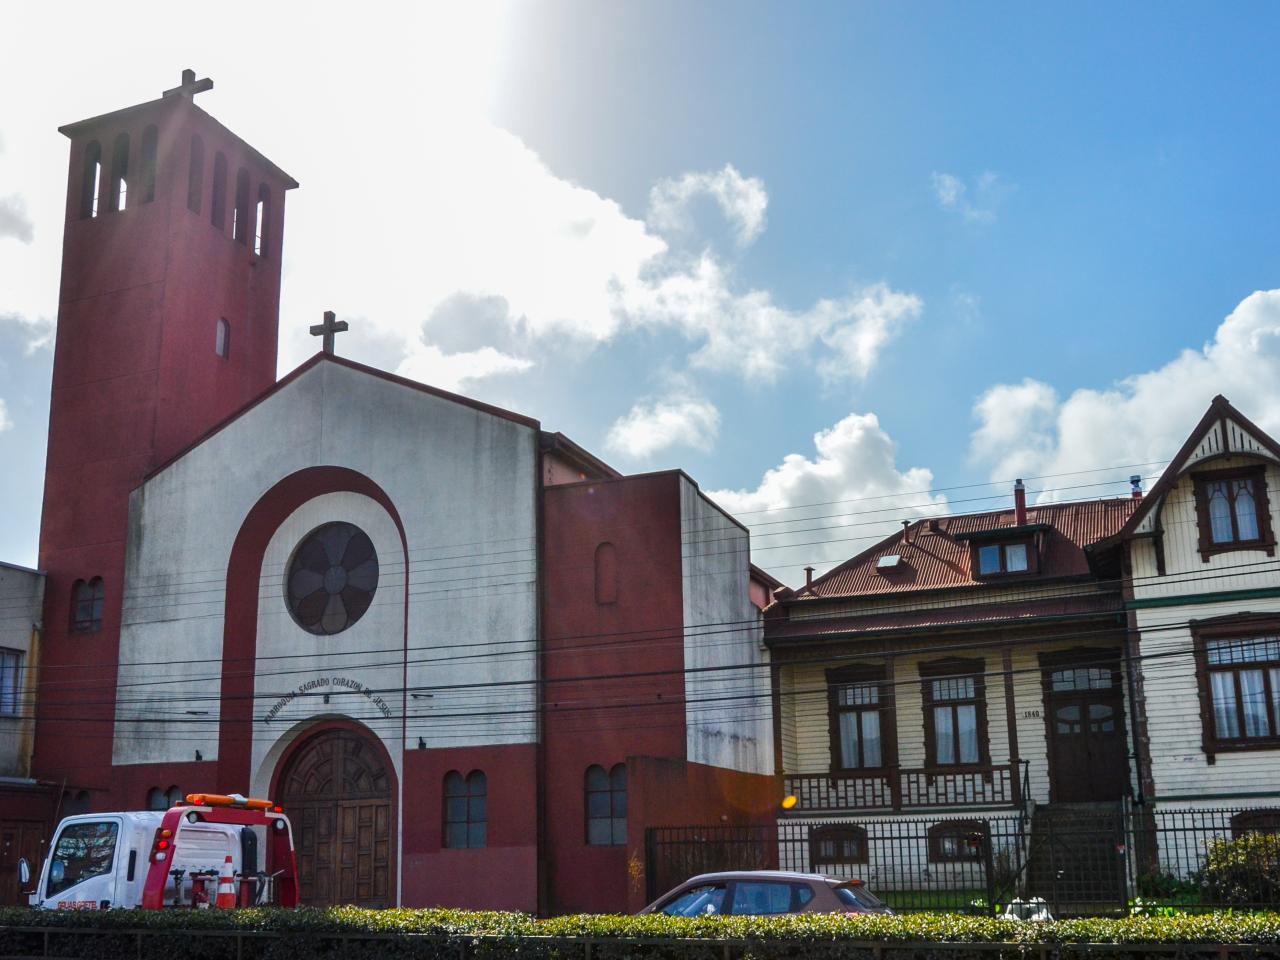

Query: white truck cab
[27,794,294,910]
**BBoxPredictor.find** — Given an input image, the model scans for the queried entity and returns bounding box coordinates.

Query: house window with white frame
[0,649,22,717]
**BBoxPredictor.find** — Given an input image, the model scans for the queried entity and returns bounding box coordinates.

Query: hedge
[1,907,1278,960]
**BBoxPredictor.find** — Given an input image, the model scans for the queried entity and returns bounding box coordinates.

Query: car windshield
[834,882,884,910]
[47,821,118,898]
[659,883,728,916]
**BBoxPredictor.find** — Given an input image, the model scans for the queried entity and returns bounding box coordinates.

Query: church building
[11,73,779,913]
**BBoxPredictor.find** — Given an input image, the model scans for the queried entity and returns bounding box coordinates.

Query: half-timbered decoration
[766,483,1141,909]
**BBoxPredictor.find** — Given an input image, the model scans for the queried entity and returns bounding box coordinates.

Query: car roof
[682,870,844,884]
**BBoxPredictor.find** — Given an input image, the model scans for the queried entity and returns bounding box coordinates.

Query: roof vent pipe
[1131,475,1143,500]
[804,566,815,589]
[901,519,911,543]
[1014,478,1027,526]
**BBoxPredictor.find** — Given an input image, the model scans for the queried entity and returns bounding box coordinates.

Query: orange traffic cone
[215,855,237,909]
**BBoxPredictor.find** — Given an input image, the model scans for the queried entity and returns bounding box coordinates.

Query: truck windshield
[47,821,118,897]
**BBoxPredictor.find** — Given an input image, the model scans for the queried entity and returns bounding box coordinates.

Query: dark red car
[639,870,890,917]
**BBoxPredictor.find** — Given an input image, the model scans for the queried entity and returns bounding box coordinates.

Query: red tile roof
[797,498,1139,600]
[768,593,1123,641]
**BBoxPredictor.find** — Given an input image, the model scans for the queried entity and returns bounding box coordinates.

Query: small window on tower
[139,125,158,204]
[187,135,204,214]
[80,141,102,219]
[110,132,129,211]
[215,318,230,359]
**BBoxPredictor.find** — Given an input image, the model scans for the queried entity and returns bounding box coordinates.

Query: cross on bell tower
[310,310,349,355]
[163,68,214,100]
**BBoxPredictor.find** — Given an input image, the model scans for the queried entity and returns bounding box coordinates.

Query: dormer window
[976,541,1030,576]
[1192,465,1274,561]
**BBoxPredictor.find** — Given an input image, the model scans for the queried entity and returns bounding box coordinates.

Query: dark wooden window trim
[927,820,987,863]
[70,577,105,634]
[1192,615,1280,761]
[809,824,869,866]
[969,539,1039,580]
[826,663,896,775]
[1231,808,1280,838]
[1190,464,1275,562]
[919,658,990,770]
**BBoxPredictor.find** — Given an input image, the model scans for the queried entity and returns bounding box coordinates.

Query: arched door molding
[271,721,397,907]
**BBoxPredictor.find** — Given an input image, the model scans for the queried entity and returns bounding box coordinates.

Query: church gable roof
[144,352,540,483]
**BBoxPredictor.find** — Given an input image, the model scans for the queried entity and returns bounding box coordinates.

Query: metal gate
[644,825,775,902]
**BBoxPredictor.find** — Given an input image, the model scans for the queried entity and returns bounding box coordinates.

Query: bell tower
[33,72,298,798]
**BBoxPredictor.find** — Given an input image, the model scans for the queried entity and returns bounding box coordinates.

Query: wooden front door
[279,729,393,906]
[1043,656,1129,803]
[0,821,45,905]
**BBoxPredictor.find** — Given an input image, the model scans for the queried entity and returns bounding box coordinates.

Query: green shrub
[1198,832,1280,906]
[0,907,1277,959]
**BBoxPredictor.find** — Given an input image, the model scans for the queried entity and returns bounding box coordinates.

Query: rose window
[286,522,379,635]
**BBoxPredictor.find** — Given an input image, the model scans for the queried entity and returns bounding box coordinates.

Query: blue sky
[4,1,1280,583]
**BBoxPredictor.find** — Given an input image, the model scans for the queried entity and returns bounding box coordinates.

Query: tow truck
[20,793,299,910]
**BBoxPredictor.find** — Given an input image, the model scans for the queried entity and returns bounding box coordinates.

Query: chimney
[1130,474,1143,500]
[901,519,911,543]
[804,566,815,589]
[1014,478,1027,526]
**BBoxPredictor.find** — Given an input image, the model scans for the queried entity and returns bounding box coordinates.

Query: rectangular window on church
[0,649,22,716]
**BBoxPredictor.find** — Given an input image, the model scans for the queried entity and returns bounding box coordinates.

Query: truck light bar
[185,792,278,811]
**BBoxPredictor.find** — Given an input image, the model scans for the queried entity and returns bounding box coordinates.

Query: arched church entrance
[277,727,394,907]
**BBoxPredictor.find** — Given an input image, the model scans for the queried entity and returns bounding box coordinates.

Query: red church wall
[401,743,539,912]
[541,472,687,915]
[625,756,780,911]
[33,89,294,805]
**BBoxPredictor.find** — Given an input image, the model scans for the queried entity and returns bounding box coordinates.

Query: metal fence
[644,806,1280,916]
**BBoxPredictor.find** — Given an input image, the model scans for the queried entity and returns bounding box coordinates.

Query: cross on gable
[163,68,214,100]
[310,311,349,355]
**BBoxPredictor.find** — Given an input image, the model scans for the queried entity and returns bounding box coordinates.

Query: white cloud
[709,412,947,586]
[0,312,53,354]
[647,164,768,247]
[0,195,34,244]
[605,394,720,460]
[931,171,997,223]
[395,344,533,393]
[0,399,11,433]
[969,289,1280,491]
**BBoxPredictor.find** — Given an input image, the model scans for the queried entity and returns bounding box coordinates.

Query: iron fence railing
[783,762,1023,813]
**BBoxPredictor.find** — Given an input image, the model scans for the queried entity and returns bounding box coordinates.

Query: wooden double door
[279,729,393,907]
[1043,653,1130,803]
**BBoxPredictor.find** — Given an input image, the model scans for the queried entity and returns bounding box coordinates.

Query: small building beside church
[12,73,778,914]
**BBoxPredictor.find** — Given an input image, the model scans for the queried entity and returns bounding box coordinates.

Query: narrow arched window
[210,152,228,230]
[254,183,271,256]
[146,787,166,811]
[80,141,102,219]
[187,136,204,214]
[70,577,105,633]
[585,763,626,846]
[165,785,183,807]
[139,125,158,204]
[810,825,869,867]
[594,542,617,605]
[215,318,230,358]
[232,168,250,244]
[443,770,487,848]
[109,132,130,211]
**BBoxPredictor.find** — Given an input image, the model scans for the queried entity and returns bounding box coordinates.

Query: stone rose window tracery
[287,522,379,635]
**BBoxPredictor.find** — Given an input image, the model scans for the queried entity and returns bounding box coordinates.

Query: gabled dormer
[954,479,1050,579]
[1102,395,1280,574]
